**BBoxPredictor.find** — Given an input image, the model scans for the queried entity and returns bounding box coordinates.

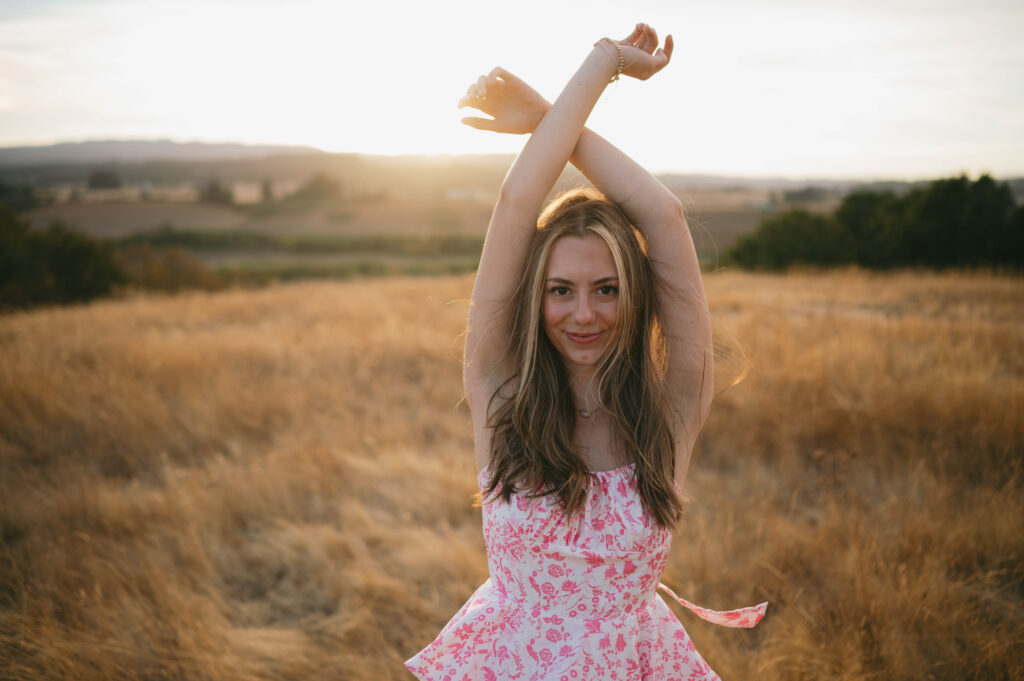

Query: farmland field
[23,198,497,238]
[1,270,1021,680]
[21,188,778,276]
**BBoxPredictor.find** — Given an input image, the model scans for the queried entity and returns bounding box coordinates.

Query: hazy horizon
[2,0,1022,180]
[6,137,1024,185]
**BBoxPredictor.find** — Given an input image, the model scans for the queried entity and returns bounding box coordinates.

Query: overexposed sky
[1,0,1022,179]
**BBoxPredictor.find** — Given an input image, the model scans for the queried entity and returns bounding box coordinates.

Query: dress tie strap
[656,582,768,629]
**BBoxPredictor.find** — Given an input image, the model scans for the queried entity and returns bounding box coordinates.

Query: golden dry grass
[1,269,1022,680]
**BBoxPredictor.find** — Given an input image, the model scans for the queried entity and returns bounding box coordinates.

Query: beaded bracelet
[594,37,624,82]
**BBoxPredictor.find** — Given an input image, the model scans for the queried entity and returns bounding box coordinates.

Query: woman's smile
[566,331,603,345]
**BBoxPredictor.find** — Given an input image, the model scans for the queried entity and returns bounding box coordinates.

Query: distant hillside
[1,140,1020,205]
[0,140,324,166]
[0,149,521,200]
[657,173,859,192]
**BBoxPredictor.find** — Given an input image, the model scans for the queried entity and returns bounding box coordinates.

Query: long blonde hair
[482,188,685,528]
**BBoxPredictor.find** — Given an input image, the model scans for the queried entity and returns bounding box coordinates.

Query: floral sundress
[405,463,767,680]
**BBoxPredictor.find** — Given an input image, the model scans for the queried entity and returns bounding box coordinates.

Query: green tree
[728,209,852,270]
[894,175,1016,268]
[730,175,1022,270]
[998,203,1024,267]
[834,190,902,268]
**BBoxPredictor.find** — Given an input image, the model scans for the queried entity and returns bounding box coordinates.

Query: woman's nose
[573,296,596,323]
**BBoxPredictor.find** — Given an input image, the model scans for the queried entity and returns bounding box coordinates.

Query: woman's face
[542,234,619,374]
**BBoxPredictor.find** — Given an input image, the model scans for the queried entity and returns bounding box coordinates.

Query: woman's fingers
[647,25,660,52]
[458,73,493,108]
[648,34,672,71]
[613,25,674,80]
[491,66,524,88]
[662,34,674,62]
[462,80,481,102]
[458,67,515,109]
[638,23,657,53]
[460,82,486,108]
[461,116,498,131]
[624,24,643,46]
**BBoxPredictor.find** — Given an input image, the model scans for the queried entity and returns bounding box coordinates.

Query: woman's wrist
[593,38,624,82]
[586,43,620,83]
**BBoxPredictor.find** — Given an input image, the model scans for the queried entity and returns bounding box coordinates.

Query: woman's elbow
[494,183,532,215]
[655,193,687,227]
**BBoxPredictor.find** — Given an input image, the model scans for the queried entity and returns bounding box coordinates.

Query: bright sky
[1,0,1022,179]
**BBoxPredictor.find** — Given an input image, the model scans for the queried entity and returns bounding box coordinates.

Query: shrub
[115,244,224,292]
[727,210,851,270]
[0,203,125,311]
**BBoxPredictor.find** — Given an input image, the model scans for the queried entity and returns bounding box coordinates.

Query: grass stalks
[1,269,1021,679]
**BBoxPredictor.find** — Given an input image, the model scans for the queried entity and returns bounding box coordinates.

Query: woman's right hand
[458,67,550,135]
[605,23,674,81]
[457,23,671,136]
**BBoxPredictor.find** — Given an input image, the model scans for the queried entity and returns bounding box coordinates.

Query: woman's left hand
[608,23,674,81]
[458,67,550,135]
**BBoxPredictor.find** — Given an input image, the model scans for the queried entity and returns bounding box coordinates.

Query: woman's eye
[550,286,570,296]
[598,285,618,296]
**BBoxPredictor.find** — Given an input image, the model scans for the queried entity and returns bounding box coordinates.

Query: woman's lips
[566,332,601,345]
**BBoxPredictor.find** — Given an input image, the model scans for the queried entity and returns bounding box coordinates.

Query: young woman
[406,24,766,680]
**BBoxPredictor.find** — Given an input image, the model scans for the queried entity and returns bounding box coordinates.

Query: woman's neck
[566,365,600,415]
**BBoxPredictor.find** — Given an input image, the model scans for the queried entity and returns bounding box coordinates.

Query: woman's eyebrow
[545,276,619,286]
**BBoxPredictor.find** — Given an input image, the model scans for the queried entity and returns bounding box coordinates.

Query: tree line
[726,175,1024,270]
[3,174,1022,313]
[0,172,350,312]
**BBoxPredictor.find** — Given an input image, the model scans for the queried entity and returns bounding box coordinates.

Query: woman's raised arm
[461,26,673,426]
[460,25,710,470]
[571,127,713,469]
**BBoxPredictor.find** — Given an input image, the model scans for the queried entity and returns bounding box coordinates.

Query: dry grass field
[1,269,1022,680]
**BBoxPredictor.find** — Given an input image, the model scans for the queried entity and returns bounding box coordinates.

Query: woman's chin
[561,349,604,371]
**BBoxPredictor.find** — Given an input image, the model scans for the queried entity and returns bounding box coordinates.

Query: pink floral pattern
[405,463,767,680]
